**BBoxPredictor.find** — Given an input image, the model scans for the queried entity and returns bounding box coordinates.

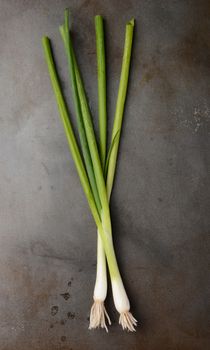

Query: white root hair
[89,300,111,332]
[119,311,137,332]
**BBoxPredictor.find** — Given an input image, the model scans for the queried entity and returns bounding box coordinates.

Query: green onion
[42,33,124,322]
[107,18,136,331]
[71,19,137,330]
[90,15,109,330]
[42,12,137,332]
[92,17,136,331]
[91,17,135,330]
[59,11,110,331]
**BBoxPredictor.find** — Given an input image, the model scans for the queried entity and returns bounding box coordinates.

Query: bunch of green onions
[42,9,136,332]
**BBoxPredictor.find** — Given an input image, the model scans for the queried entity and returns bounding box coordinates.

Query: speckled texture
[0,0,210,349]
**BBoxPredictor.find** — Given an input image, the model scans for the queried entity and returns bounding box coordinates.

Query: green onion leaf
[106,19,134,200]
[95,15,107,169]
[41,36,101,227]
[60,9,101,214]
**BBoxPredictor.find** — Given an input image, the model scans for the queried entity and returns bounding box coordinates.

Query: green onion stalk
[91,16,136,331]
[89,15,110,330]
[72,44,137,331]
[42,11,136,332]
[59,12,110,331]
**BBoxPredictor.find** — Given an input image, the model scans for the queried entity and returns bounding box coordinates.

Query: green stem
[96,19,135,287]
[60,10,101,214]
[42,36,120,280]
[95,15,108,302]
[42,36,101,224]
[72,45,111,235]
[106,19,134,200]
[95,15,107,169]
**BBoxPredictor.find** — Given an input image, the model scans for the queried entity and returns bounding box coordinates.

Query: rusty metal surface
[0,0,210,349]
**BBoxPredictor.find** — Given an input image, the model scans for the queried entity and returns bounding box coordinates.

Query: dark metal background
[0,0,210,349]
